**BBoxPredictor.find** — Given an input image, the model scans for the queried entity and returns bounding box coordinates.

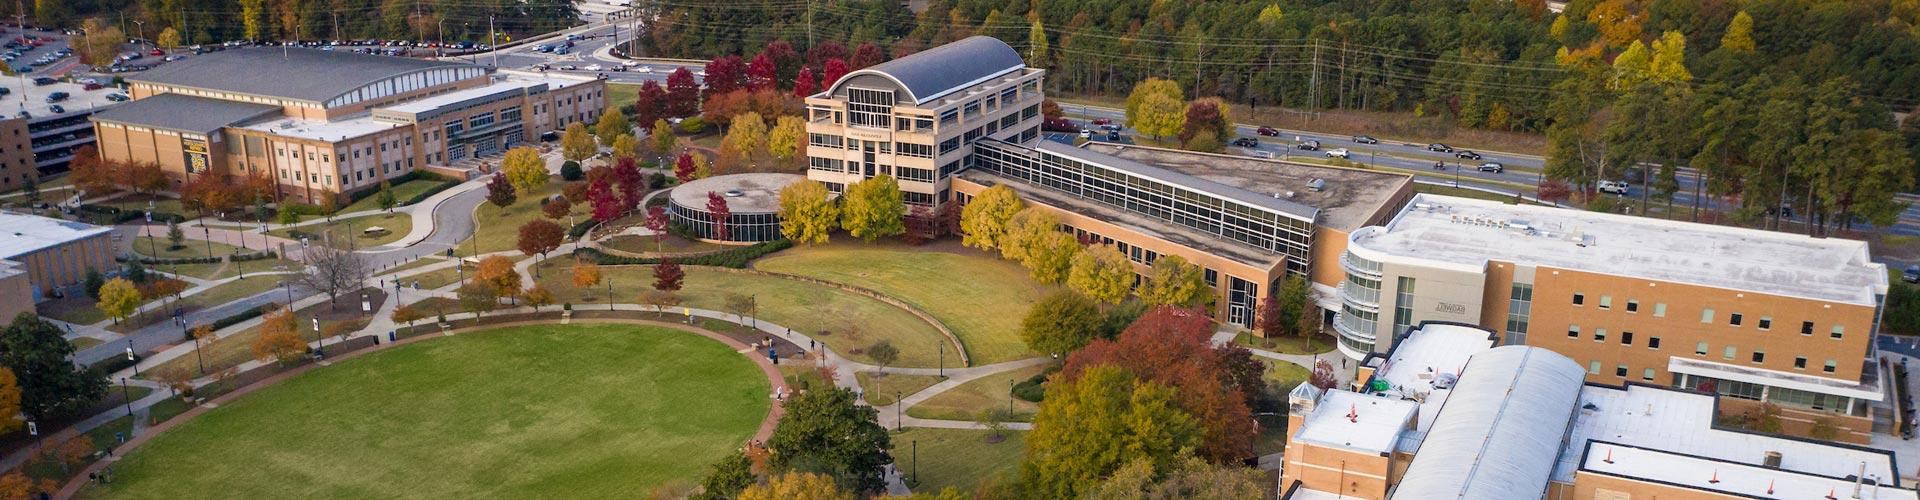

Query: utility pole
[1308,39,1320,116]
[488,14,498,68]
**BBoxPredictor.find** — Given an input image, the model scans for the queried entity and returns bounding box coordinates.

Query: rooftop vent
[723,189,745,198]
[1306,178,1326,192]
[1762,451,1782,469]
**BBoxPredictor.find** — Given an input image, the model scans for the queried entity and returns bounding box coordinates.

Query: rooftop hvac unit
[1307,178,1327,192]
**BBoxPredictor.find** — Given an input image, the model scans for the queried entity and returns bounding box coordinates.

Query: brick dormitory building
[808,35,1904,451]
[88,47,607,205]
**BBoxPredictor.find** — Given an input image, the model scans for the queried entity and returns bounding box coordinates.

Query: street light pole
[203,226,213,260]
[895,391,901,430]
[121,378,132,417]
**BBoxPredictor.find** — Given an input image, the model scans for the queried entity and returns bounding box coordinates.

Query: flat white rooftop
[243,113,406,142]
[1351,194,1886,305]
[0,211,111,258]
[1555,384,1902,487]
[1293,390,1416,454]
[1365,323,1496,436]
[1581,441,1915,499]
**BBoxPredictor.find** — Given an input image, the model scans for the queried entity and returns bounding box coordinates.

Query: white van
[1598,180,1630,195]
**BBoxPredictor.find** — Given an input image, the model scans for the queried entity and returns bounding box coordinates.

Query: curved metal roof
[131,47,470,103]
[831,36,1024,104]
[1393,346,1585,500]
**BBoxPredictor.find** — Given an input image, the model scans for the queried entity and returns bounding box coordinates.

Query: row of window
[1571,293,1847,339]
[1565,322,1841,374]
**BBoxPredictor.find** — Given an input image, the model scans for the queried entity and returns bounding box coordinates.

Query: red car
[148,48,164,56]
[1256,126,1280,137]
[82,83,102,91]
[1091,118,1111,126]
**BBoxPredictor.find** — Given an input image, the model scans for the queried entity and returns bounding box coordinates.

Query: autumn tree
[126,163,169,195]
[562,122,596,162]
[0,368,21,434]
[486,173,517,208]
[766,388,892,493]
[745,52,777,91]
[722,111,768,159]
[1068,245,1132,304]
[572,260,602,288]
[821,58,850,88]
[76,19,124,66]
[300,242,370,305]
[96,278,143,324]
[640,289,681,312]
[1720,11,1756,53]
[1021,290,1105,355]
[588,177,621,223]
[1125,78,1185,140]
[517,219,564,261]
[850,42,883,70]
[665,67,700,117]
[1021,365,1200,499]
[377,180,398,212]
[501,146,548,194]
[614,156,646,210]
[960,185,1023,251]
[649,119,676,156]
[645,206,670,252]
[390,304,424,326]
[610,134,639,161]
[1142,255,1207,307]
[706,191,733,240]
[458,283,499,318]
[473,255,521,302]
[702,55,745,100]
[251,306,306,364]
[1179,98,1231,145]
[653,259,684,291]
[633,80,667,127]
[1082,454,1267,499]
[674,152,698,183]
[792,66,816,97]
[1062,305,1264,464]
[67,146,116,194]
[778,180,837,244]
[595,108,632,147]
[542,197,572,220]
[1275,275,1312,338]
[523,285,555,311]
[766,115,806,166]
[739,472,852,500]
[839,174,904,242]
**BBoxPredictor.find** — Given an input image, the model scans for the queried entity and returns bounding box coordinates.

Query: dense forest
[10,0,578,44]
[642,0,1920,234]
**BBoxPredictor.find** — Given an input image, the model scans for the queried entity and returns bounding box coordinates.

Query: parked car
[148,48,164,56]
[1296,140,1320,151]
[1255,126,1279,137]
[1427,143,1453,153]
[46,104,62,114]
[29,76,52,85]
[535,44,554,53]
[1477,162,1504,173]
[1904,266,1920,284]
[1325,148,1351,159]
[1092,118,1112,126]
[1455,150,1482,160]
[559,64,578,71]
[1352,135,1379,144]
[1230,137,1258,148]
[105,92,129,102]
[0,87,9,96]
[82,83,102,91]
[1597,180,1630,195]
[584,64,603,71]
[44,91,68,102]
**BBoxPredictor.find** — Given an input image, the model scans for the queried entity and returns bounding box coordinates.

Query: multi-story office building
[1279,322,1913,500]
[1337,193,1890,442]
[89,48,606,204]
[807,36,1414,327]
[0,78,119,192]
[803,36,1046,209]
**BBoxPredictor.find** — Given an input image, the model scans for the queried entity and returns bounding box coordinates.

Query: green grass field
[154,258,301,281]
[755,243,1053,365]
[533,263,952,368]
[91,324,770,499]
[857,372,946,406]
[334,179,448,215]
[142,291,369,382]
[467,178,591,255]
[907,363,1052,422]
[108,277,284,333]
[270,212,415,248]
[890,428,1026,495]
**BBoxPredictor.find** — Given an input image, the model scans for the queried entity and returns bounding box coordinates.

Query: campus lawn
[142,290,374,383]
[400,263,472,291]
[857,372,947,406]
[70,337,103,350]
[532,262,953,368]
[86,324,770,499]
[109,276,281,334]
[269,212,414,247]
[599,233,728,256]
[607,83,640,112]
[130,238,250,261]
[1235,331,1336,356]
[374,256,446,277]
[754,242,1054,365]
[153,257,301,281]
[333,178,447,215]
[907,362,1052,422]
[39,296,106,325]
[103,193,186,217]
[1257,359,1311,455]
[889,428,1027,495]
[466,178,591,255]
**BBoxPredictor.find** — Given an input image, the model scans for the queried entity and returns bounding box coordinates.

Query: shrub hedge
[572,239,791,268]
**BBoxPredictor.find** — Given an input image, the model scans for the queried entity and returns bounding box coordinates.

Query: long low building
[1281,322,1915,499]
[90,48,606,205]
[0,211,114,303]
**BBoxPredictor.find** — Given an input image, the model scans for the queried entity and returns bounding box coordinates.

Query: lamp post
[894,391,902,430]
[121,378,133,418]
[203,226,214,260]
[191,324,205,375]
[750,294,757,329]
[937,341,944,378]
[125,339,138,376]
[607,279,614,311]
[312,317,325,356]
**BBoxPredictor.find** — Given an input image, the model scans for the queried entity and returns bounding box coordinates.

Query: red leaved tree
[614,156,644,211]
[1060,305,1266,464]
[486,172,517,208]
[517,219,564,260]
[633,80,667,129]
[806,41,846,67]
[674,152,697,182]
[645,205,669,252]
[761,40,801,88]
[793,66,816,98]
[850,42,883,70]
[588,177,620,223]
[745,52,777,92]
[821,58,850,89]
[1537,179,1573,204]
[703,54,745,101]
[542,197,572,220]
[653,258,684,291]
[706,191,732,241]
[664,67,700,118]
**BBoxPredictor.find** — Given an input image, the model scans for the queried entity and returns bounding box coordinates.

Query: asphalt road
[360,184,487,269]
[74,283,313,366]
